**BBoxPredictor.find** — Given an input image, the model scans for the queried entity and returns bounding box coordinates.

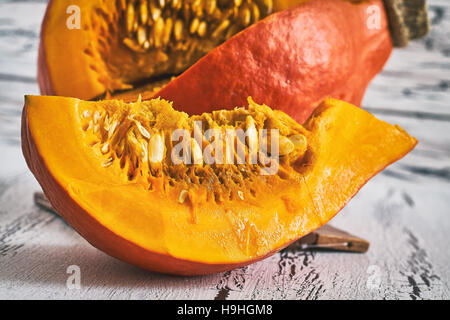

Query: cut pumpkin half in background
[38,0,394,123]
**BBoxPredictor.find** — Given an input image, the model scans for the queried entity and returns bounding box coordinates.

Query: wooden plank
[0,0,449,300]
[1,172,448,299]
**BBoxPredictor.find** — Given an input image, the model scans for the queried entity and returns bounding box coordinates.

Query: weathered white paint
[0,0,449,299]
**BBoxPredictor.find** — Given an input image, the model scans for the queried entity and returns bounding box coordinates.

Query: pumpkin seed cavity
[86,0,273,96]
[79,97,308,201]
[121,0,273,53]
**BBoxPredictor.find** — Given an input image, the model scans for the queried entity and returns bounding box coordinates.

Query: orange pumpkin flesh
[22,96,416,275]
[38,0,392,123]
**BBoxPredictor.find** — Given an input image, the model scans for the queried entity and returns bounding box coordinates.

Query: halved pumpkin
[22,96,416,275]
[38,0,392,123]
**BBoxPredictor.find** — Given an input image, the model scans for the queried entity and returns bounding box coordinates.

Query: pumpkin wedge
[22,96,416,275]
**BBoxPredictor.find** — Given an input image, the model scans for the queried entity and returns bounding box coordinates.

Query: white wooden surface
[0,0,449,300]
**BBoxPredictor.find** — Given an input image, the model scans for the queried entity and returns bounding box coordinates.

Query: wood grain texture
[0,0,449,299]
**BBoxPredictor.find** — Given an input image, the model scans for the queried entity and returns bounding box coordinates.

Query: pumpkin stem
[383,0,430,47]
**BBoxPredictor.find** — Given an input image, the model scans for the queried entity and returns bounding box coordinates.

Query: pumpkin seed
[174,19,184,41]
[205,0,217,15]
[179,190,189,204]
[190,17,200,34]
[137,25,147,45]
[152,17,164,48]
[246,116,258,156]
[82,110,91,118]
[149,133,165,163]
[126,1,135,33]
[255,0,272,15]
[239,5,251,26]
[289,134,307,150]
[251,3,260,22]
[101,142,110,154]
[197,21,207,37]
[192,0,203,17]
[139,0,148,24]
[93,111,102,124]
[135,120,151,139]
[279,136,295,156]
[108,121,119,138]
[171,0,182,10]
[211,19,230,38]
[182,3,191,21]
[150,0,161,21]
[123,37,145,52]
[191,138,203,165]
[102,157,114,168]
[225,23,240,38]
[163,17,173,45]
